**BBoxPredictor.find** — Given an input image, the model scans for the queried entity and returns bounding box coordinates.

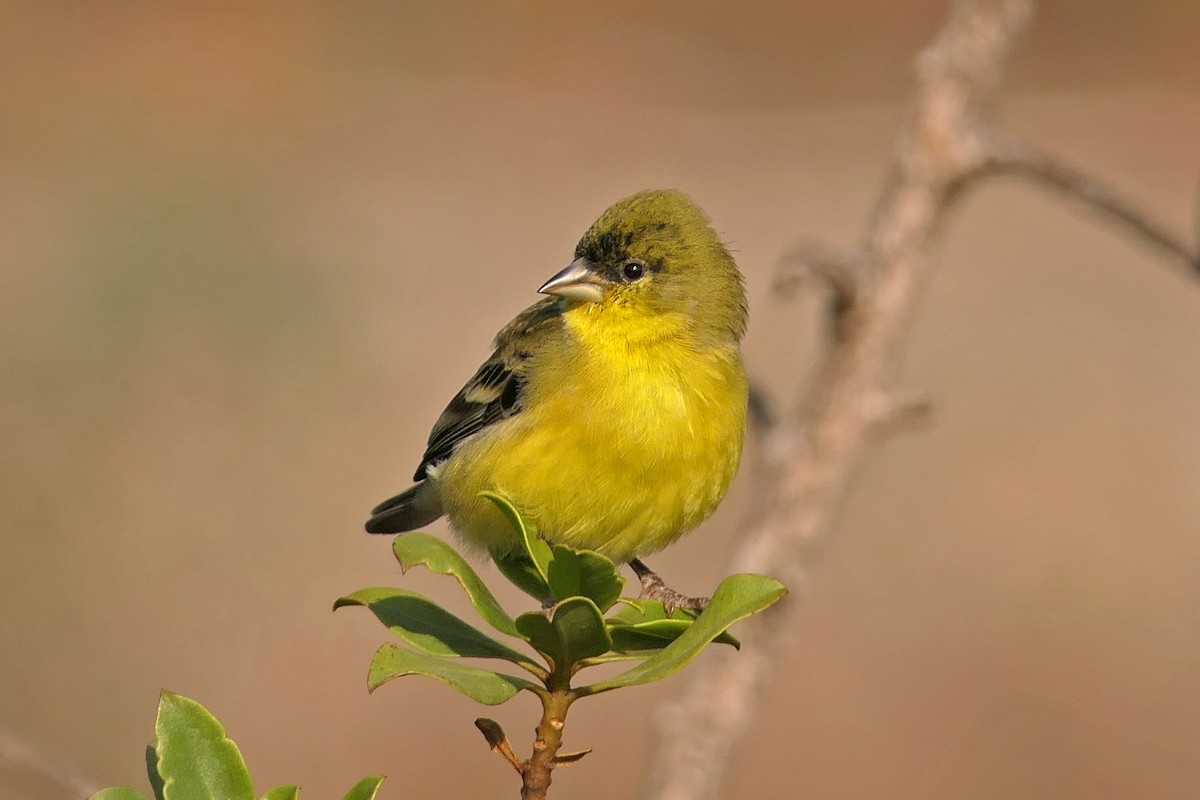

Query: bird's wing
[413,298,563,480]
[413,356,523,480]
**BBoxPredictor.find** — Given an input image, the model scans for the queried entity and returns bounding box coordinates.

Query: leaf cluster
[335,492,787,702]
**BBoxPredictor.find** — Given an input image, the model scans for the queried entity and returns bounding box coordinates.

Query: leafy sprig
[336,492,786,797]
[336,493,785,703]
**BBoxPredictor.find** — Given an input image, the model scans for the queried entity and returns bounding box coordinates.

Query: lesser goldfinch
[366,190,748,608]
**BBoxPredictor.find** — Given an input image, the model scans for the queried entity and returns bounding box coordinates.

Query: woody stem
[521,689,574,799]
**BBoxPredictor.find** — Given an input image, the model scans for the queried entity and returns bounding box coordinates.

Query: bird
[366,189,748,611]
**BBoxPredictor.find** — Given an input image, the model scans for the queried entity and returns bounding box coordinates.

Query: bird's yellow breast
[436,302,748,563]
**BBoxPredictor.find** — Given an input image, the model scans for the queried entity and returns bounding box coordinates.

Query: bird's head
[539,189,747,343]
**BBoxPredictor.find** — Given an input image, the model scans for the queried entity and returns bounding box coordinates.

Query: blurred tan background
[3,2,1199,798]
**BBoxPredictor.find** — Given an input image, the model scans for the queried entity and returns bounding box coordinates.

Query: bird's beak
[538,257,607,303]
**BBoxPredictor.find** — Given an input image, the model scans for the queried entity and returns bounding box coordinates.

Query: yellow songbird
[366,189,748,609]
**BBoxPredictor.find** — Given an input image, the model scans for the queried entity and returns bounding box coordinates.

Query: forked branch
[638,1,1198,799]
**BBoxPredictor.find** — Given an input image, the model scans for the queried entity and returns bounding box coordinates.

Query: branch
[640,0,1198,797]
[522,690,572,800]
[776,241,873,344]
[984,135,1200,277]
[638,1,1024,798]
[475,691,577,799]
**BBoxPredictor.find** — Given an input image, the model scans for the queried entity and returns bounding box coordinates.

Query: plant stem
[521,689,573,799]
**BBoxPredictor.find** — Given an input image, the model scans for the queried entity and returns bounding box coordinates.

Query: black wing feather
[411,298,561,481]
[413,372,513,480]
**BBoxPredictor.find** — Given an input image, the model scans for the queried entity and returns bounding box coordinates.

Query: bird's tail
[365,481,444,533]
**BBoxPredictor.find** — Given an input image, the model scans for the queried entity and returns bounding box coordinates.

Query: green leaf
[392,532,519,637]
[607,600,739,650]
[547,546,624,612]
[545,546,581,599]
[578,574,786,695]
[334,587,540,674]
[574,651,648,667]
[609,599,679,624]
[515,597,611,673]
[260,787,300,800]
[493,552,552,603]
[89,790,149,800]
[154,691,254,800]
[368,643,537,705]
[145,744,165,800]
[608,618,739,652]
[479,491,551,580]
[342,776,386,800]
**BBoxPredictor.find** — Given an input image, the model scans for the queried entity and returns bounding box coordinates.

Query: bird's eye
[621,261,645,281]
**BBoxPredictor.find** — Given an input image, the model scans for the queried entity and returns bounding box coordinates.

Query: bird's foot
[628,558,709,616]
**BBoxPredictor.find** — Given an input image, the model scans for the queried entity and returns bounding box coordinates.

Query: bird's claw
[636,571,709,616]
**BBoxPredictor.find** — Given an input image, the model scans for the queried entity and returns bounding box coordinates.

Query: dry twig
[637,2,1199,799]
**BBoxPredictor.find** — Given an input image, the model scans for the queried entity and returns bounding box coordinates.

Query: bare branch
[638,2,1034,798]
[862,389,934,436]
[775,241,870,300]
[985,135,1200,277]
[639,2,1196,798]
[776,241,873,343]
